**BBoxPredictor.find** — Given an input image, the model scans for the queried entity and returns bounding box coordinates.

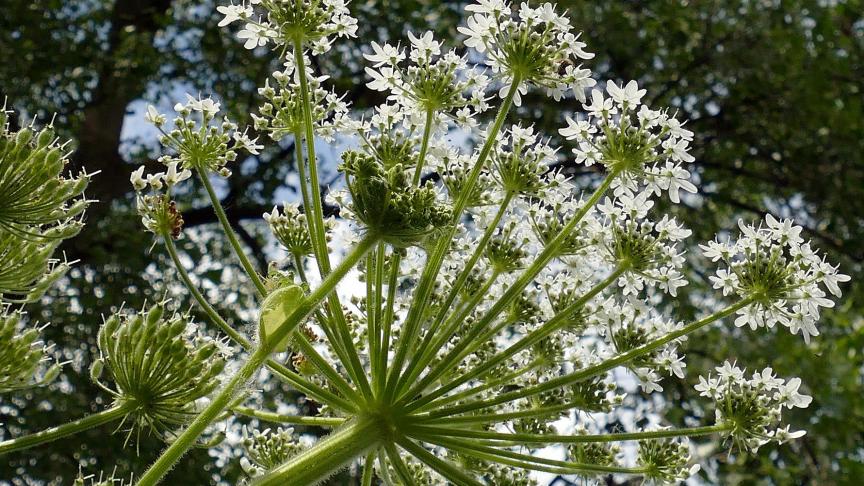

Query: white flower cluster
[560,80,697,202]
[364,32,490,124]
[145,94,262,178]
[597,193,691,296]
[458,0,595,104]
[218,0,357,54]
[696,361,812,452]
[701,215,850,342]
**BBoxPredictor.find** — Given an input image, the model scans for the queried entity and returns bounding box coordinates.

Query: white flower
[164,162,192,187]
[583,89,616,117]
[465,0,508,15]
[130,166,147,191]
[364,41,404,67]
[364,67,398,91]
[237,22,269,49]
[775,377,812,409]
[407,31,441,61]
[217,4,252,27]
[145,105,166,126]
[772,425,806,444]
[606,80,645,108]
[458,14,494,52]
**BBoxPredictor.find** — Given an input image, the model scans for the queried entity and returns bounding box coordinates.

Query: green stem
[394,191,515,396]
[361,452,376,486]
[0,403,132,455]
[413,358,544,413]
[420,401,582,425]
[196,169,267,297]
[376,252,402,394]
[412,108,435,185]
[406,423,732,444]
[401,171,620,402]
[413,433,650,476]
[138,235,377,485]
[384,441,417,486]
[232,406,346,427]
[293,45,373,400]
[404,266,626,412]
[292,331,363,403]
[384,77,522,398]
[165,236,355,412]
[428,298,755,419]
[396,437,486,486]
[253,416,385,486]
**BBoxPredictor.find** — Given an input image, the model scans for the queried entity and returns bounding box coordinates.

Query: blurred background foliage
[0,0,861,484]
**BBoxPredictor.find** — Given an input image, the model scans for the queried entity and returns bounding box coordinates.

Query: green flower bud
[340,150,451,247]
[0,308,59,392]
[96,305,227,438]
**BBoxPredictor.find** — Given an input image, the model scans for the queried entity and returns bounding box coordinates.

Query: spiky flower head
[637,437,697,483]
[490,125,554,196]
[0,107,90,241]
[92,305,227,438]
[696,362,811,452]
[458,0,596,104]
[364,33,490,121]
[0,308,60,392]
[265,203,320,257]
[702,215,850,342]
[0,107,90,302]
[253,66,349,141]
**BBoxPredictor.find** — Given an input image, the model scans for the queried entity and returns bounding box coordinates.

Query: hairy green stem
[394,191,515,395]
[232,406,346,427]
[164,236,355,412]
[428,297,755,419]
[404,265,626,412]
[384,77,522,399]
[361,452,376,486]
[0,402,133,455]
[407,423,733,444]
[254,416,385,486]
[397,437,486,486]
[385,441,417,486]
[293,43,374,400]
[412,108,435,185]
[196,170,267,297]
[414,433,651,476]
[401,170,621,402]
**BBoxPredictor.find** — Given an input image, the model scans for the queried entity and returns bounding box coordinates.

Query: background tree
[0,0,861,483]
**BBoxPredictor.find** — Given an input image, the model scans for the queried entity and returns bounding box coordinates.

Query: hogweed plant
[0,1,851,485]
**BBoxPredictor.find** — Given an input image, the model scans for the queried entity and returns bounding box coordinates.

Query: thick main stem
[253,416,385,486]
[0,403,132,455]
